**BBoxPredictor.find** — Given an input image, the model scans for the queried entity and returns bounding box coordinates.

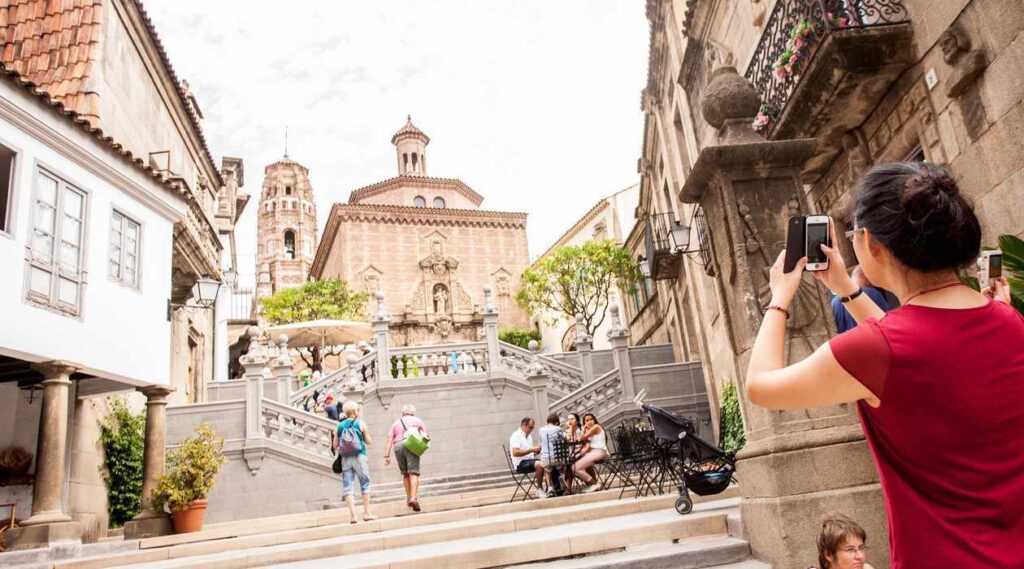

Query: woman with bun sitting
[746,162,1024,567]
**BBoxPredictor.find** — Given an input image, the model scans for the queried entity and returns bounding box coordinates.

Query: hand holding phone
[978,250,1003,289]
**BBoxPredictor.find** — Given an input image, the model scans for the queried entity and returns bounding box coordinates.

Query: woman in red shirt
[746,162,1024,568]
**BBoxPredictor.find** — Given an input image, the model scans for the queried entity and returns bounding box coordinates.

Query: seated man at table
[538,414,566,496]
[509,417,547,498]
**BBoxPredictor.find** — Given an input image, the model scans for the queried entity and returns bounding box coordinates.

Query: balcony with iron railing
[745,0,914,180]
[642,212,688,280]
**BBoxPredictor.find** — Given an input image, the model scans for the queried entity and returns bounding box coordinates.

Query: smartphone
[804,215,831,272]
[978,250,1003,288]
[784,215,805,273]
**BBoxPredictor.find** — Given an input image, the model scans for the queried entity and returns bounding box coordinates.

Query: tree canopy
[515,240,639,337]
[260,279,369,326]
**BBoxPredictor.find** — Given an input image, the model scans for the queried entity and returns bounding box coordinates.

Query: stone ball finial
[247,325,260,338]
[347,354,359,365]
[700,66,761,130]
[375,291,385,301]
[528,340,539,352]
[278,334,288,345]
[609,305,620,316]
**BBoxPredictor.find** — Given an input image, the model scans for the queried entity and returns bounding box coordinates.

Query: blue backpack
[338,419,363,457]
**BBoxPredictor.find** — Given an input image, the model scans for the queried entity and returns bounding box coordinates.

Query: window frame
[432,196,446,208]
[0,137,22,239]
[24,163,90,318]
[283,229,296,260]
[413,195,426,207]
[108,208,143,291]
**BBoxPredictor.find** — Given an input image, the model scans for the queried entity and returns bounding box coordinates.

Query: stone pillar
[679,65,887,569]
[573,315,595,384]
[241,327,268,474]
[342,355,367,406]
[481,286,502,373]
[371,291,392,381]
[123,385,175,539]
[607,306,635,402]
[5,362,83,550]
[525,341,549,421]
[272,335,293,403]
[213,284,229,381]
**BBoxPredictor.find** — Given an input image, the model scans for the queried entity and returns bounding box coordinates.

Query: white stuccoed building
[0,65,189,548]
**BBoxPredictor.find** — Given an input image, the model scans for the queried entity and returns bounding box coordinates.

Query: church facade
[310,118,530,345]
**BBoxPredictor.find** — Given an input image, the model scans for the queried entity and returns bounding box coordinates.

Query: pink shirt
[830,300,1024,568]
[389,415,426,442]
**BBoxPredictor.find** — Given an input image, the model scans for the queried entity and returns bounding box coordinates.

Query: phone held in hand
[804,215,831,272]
[784,215,805,273]
[978,249,1003,289]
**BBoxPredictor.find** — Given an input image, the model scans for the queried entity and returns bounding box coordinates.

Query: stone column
[342,355,367,406]
[572,315,595,384]
[123,385,175,539]
[525,341,549,421]
[607,306,635,402]
[5,362,83,550]
[481,286,502,373]
[371,291,392,381]
[241,327,268,474]
[679,65,887,568]
[272,335,293,403]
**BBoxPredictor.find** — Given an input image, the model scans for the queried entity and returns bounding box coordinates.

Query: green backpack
[401,418,430,457]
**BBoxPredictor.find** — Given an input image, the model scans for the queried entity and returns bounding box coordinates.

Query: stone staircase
[0,485,770,569]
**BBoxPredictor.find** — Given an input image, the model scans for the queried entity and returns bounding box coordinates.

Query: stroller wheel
[674,496,693,515]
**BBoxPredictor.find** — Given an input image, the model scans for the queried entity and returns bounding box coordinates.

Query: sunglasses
[844,227,864,241]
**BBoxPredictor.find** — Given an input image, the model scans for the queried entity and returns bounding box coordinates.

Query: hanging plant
[719,381,746,453]
[98,397,145,528]
[827,11,850,27]
[773,18,815,79]
[752,105,776,135]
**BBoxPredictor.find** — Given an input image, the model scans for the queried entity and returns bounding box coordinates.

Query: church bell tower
[255,154,318,298]
[392,115,430,176]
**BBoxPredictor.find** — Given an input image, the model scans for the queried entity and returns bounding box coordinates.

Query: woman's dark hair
[852,161,980,271]
[583,413,599,426]
[817,512,867,568]
[567,413,580,426]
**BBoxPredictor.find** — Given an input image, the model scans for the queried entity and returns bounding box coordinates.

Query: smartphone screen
[806,221,829,264]
[990,253,1002,278]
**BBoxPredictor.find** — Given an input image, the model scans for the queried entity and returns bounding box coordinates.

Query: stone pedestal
[272,335,293,403]
[607,306,635,402]
[5,362,83,550]
[679,66,889,569]
[572,315,595,383]
[371,292,392,381]
[123,385,175,539]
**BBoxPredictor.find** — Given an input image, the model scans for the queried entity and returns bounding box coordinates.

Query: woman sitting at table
[560,413,583,492]
[573,413,609,493]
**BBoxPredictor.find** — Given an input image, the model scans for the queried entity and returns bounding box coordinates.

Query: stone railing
[549,368,623,420]
[289,350,376,407]
[261,399,335,460]
[744,0,909,137]
[389,342,489,379]
[499,341,584,395]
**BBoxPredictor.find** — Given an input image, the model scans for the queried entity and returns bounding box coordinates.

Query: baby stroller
[638,390,737,515]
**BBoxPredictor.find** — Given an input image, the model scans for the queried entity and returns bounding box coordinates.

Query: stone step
[0,538,140,569]
[365,475,514,504]
[505,535,752,568]
[372,468,509,491]
[125,498,737,568]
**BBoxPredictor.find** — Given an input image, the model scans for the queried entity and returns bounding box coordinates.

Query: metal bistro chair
[547,434,578,495]
[502,444,536,502]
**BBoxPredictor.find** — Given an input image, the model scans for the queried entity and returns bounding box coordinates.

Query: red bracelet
[765,305,790,320]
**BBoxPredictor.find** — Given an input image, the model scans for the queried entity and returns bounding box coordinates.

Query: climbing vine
[719,381,746,453]
[98,397,145,528]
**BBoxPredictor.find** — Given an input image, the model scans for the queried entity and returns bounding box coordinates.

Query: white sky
[145,1,649,285]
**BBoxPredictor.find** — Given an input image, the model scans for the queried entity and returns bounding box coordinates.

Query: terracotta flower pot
[170,499,208,534]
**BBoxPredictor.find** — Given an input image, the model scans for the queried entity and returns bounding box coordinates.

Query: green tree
[960,234,1024,315]
[259,279,369,371]
[718,382,746,453]
[98,397,145,528]
[499,328,542,349]
[516,240,639,338]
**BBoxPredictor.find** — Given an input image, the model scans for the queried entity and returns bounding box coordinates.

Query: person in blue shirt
[831,266,893,333]
[333,401,375,523]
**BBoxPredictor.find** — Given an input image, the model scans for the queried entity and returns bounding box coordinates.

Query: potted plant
[150,424,226,533]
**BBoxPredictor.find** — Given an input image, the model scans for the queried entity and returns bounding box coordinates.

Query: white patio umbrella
[266,319,372,350]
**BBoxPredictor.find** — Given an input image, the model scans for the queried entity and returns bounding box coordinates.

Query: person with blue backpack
[333,400,375,523]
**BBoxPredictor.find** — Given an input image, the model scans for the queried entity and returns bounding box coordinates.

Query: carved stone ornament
[701,65,761,131]
[940,22,987,98]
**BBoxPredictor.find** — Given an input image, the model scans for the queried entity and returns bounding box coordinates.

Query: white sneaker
[537,488,549,499]
[582,483,602,494]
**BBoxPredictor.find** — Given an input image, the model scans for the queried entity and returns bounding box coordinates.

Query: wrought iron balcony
[642,212,688,280]
[745,0,914,180]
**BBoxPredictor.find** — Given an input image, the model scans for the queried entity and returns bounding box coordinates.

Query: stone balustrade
[389,342,489,379]
[289,349,376,406]
[498,341,585,395]
[261,399,336,460]
[549,368,624,420]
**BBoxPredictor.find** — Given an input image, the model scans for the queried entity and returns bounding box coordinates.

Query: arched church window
[433,196,446,208]
[284,230,296,260]
[412,153,419,172]
[285,186,292,196]
[414,196,426,207]
[403,153,409,173]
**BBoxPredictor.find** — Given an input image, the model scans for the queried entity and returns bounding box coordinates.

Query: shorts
[395,445,421,476]
[515,458,538,474]
[341,453,371,496]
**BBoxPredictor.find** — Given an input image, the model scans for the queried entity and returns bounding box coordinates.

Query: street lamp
[637,256,652,279]
[669,221,691,254]
[222,268,238,291]
[168,275,224,320]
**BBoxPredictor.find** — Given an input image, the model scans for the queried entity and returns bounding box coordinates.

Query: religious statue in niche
[433,284,449,314]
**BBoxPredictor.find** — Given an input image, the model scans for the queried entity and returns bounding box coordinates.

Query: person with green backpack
[383,404,429,512]
[333,401,375,523]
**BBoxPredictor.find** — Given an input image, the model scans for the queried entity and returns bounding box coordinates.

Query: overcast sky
[145,1,649,285]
